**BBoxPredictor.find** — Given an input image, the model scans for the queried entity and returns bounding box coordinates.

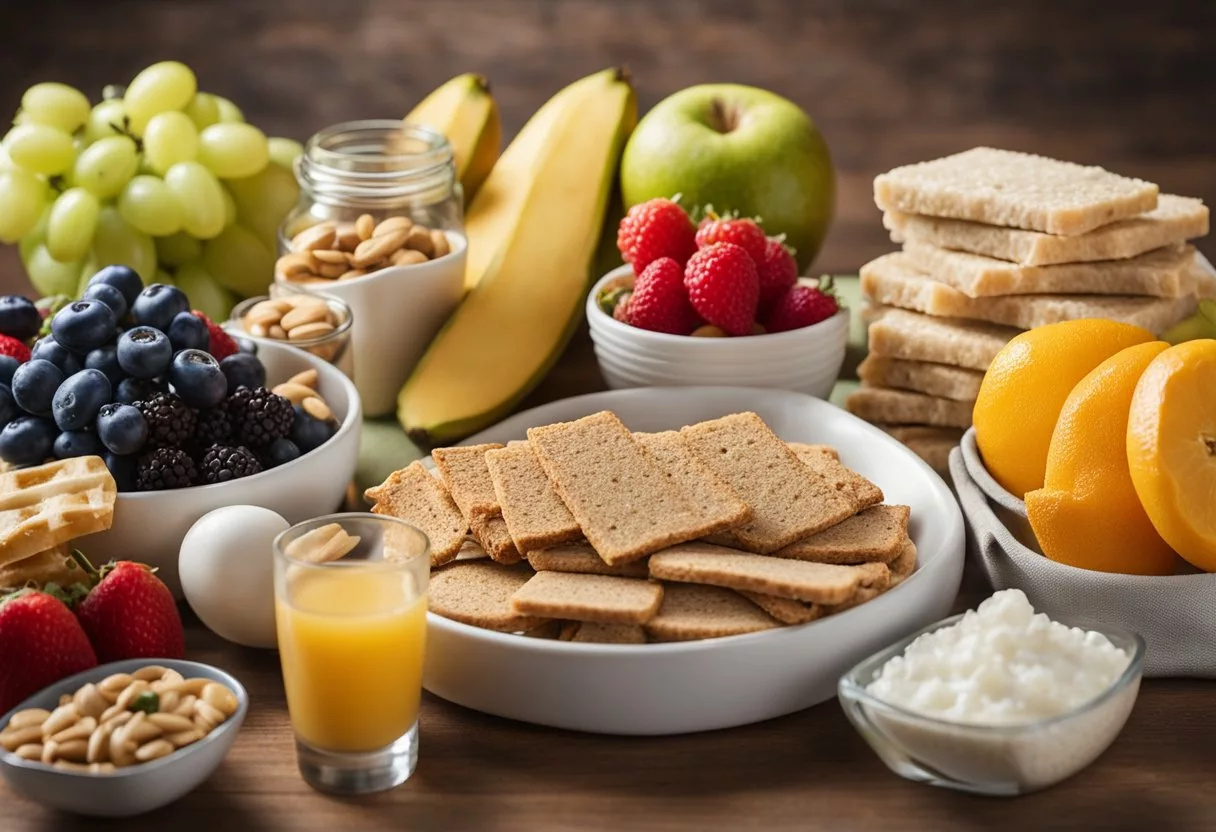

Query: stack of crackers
[848,147,1212,471]
[365,411,915,644]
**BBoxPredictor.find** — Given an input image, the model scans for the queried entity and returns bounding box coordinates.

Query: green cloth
[357,276,865,491]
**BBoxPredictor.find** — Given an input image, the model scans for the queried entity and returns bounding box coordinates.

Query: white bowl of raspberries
[0,266,361,597]
[588,198,848,398]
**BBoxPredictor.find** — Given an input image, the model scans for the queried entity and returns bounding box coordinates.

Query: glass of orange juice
[274,513,429,794]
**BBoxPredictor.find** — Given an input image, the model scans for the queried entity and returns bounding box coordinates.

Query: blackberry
[200,445,263,484]
[233,386,294,447]
[194,407,233,447]
[135,392,196,449]
[136,447,198,491]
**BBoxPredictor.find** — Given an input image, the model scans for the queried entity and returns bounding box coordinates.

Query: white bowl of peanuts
[0,660,247,818]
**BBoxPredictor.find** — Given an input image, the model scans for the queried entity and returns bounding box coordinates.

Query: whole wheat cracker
[847,386,973,430]
[884,194,1209,266]
[432,444,523,564]
[510,570,663,625]
[858,354,983,402]
[879,425,964,474]
[867,308,1017,371]
[901,240,1198,298]
[738,591,824,625]
[484,443,582,553]
[772,505,910,565]
[428,561,547,632]
[527,412,744,564]
[787,442,884,509]
[560,621,648,644]
[645,583,781,642]
[890,539,918,586]
[679,413,860,553]
[786,443,839,461]
[526,542,650,578]
[364,461,467,566]
[861,252,1197,335]
[468,513,523,565]
[633,430,753,532]
[873,147,1159,235]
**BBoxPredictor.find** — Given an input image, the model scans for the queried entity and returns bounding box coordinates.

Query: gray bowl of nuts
[0,660,247,817]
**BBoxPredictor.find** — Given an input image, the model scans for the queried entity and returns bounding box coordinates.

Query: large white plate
[422,387,964,735]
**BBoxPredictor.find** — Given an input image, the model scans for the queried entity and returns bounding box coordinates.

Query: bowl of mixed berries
[588,198,848,398]
[0,266,361,596]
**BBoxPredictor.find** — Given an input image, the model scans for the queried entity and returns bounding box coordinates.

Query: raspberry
[695,215,767,264]
[682,243,759,337]
[756,238,799,315]
[765,278,840,333]
[0,334,31,364]
[193,311,237,361]
[625,258,700,335]
[617,198,697,272]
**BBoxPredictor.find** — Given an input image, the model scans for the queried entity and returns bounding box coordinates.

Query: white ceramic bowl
[587,266,848,399]
[422,386,966,735]
[79,340,362,598]
[0,659,248,817]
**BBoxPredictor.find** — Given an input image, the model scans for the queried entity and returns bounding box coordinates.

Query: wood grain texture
[1,2,1215,829]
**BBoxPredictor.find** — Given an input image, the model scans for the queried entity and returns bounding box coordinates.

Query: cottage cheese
[867,589,1131,726]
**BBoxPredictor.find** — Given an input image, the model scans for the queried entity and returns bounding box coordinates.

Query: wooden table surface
[3,2,1216,829]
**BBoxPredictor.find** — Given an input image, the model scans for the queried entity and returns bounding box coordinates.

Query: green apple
[620,84,834,270]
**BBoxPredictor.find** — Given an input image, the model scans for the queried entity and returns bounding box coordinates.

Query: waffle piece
[510,571,663,625]
[772,505,910,565]
[526,542,650,578]
[428,560,546,632]
[364,461,467,567]
[0,457,117,567]
[0,544,86,590]
[858,354,983,401]
[867,308,1017,371]
[846,387,974,430]
[485,443,582,553]
[645,583,781,642]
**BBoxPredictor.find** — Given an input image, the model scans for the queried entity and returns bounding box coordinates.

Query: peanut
[51,716,96,744]
[291,222,338,253]
[41,703,80,738]
[73,684,108,719]
[286,369,319,389]
[1,725,42,752]
[355,213,375,241]
[7,709,50,730]
[277,213,450,283]
[135,739,175,762]
[14,743,42,761]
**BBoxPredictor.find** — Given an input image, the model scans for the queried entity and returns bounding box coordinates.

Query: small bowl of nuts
[0,660,248,817]
[228,291,353,375]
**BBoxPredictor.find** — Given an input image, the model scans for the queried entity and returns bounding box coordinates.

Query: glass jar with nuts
[228,292,353,375]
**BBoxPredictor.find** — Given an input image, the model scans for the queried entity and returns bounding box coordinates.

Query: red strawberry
[0,589,98,713]
[626,257,700,335]
[617,198,697,272]
[683,243,759,336]
[756,238,799,315]
[73,559,185,663]
[193,311,238,361]
[765,278,840,333]
[695,214,767,265]
[0,334,31,364]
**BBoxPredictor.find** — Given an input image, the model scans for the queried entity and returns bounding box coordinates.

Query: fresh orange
[973,319,1154,498]
[1025,341,1178,576]
[1127,339,1216,572]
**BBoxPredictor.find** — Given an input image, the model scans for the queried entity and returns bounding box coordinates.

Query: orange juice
[276,566,426,753]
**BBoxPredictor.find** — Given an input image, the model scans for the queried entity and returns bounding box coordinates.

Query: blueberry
[11,359,65,417]
[103,451,138,492]
[30,337,82,375]
[115,377,159,405]
[289,406,337,453]
[0,295,41,341]
[219,353,266,395]
[88,265,144,308]
[50,300,117,352]
[0,416,57,466]
[84,345,125,387]
[236,337,258,356]
[0,383,16,430]
[81,281,129,321]
[52,368,112,431]
[54,429,105,459]
[168,349,227,409]
[96,403,148,455]
[0,356,17,387]
[263,437,301,468]
[117,326,173,379]
[131,284,189,331]
[167,311,210,352]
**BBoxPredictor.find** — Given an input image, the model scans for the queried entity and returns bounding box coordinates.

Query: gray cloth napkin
[950,427,1216,678]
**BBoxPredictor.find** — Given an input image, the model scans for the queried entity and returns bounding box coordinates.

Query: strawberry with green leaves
[0,588,97,713]
[72,556,185,663]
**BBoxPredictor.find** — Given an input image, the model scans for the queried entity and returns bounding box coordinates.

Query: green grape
[74,135,139,199]
[154,268,176,286]
[198,123,270,179]
[118,175,183,236]
[4,123,76,175]
[124,61,198,135]
[268,137,304,170]
[0,144,13,171]
[18,204,51,265]
[143,111,199,175]
[47,187,101,262]
[175,258,236,321]
[184,92,221,130]
[224,161,299,241]
[203,224,275,297]
[220,184,237,228]
[154,231,203,266]
[21,83,91,133]
[92,205,157,282]
[27,243,84,298]
[0,167,48,244]
[86,99,127,143]
[214,96,244,124]
[163,161,225,239]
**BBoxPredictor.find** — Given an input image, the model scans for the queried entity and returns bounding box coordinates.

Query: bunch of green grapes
[0,61,302,320]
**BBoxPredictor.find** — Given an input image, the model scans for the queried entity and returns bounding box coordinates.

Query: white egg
[179,505,289,649]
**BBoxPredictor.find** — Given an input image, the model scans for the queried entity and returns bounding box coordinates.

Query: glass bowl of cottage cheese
[837,589,1144,796]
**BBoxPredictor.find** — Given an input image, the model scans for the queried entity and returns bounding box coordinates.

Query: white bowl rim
[591,338,845,376]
